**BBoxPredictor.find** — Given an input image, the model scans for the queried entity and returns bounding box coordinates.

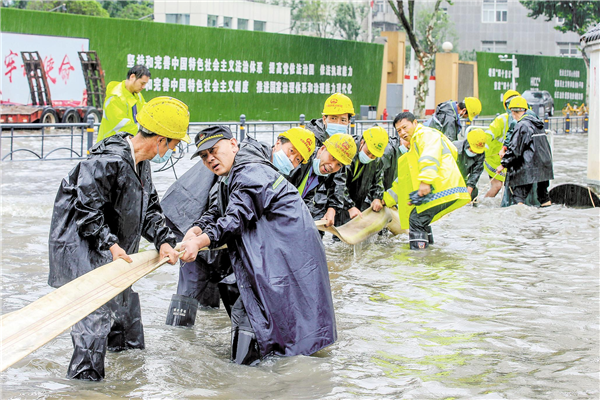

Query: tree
[520,0,600,66]
[101,0,153,20]
[388,0,450,118]
[334,2,368,41]
[26,0,109,17]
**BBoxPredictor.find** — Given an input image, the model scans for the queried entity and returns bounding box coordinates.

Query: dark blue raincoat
[195,140,336,359]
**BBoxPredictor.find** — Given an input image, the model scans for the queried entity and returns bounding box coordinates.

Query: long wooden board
[1,251,164,372]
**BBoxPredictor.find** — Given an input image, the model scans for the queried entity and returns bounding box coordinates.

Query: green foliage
[519,0,600,35]
[26,0,109,17]
[334,2,367,41]
[414,7,458,52]
[100,0,153,19]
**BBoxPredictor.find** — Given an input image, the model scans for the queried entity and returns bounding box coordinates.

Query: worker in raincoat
[97,65,150,142]
[381,128,403,191]
[453,128,486,201]
[48,96,189,380]
[287,133,358,227]
[483,90,520,197]
[180,126,336,365]
[303,93,357,226]
[499,96,554,206]
[336,126,389,226]
[383,112,471,249]
[426,97,482,141]
[161,126,315,326]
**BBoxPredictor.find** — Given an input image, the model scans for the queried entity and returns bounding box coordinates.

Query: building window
[556,17,565,25]
[207,14,218,27]
[374,0,386,14]
[223,16,232,28]
[254,20,266,32]
[482,40,507,52]
[166,13,190,25]
[557,42,581,57]
[482,0,507,23]
[238,18,248,30]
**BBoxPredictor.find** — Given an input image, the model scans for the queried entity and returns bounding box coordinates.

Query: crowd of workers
[47,65,555,380]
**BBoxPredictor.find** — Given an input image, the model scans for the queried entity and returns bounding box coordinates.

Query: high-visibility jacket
[97,81,146,142]
[383,124,470,229]
[484,113,509,182]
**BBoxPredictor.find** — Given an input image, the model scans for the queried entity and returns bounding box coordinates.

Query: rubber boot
[409,231,429,250]
[67,306,110,381]
[230,298,260,366]
[425,226,434,245]
[218,273,240,319]
[107,290,145,352]
[165,294,199,327]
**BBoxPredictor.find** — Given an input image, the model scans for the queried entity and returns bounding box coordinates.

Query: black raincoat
[426,100,462,141]
[336,139,384,225]
[501,113,554,188]
[48,132,176,288]
[47,132,175,380]
[161,162,230,307]
[194,142,336,359]
[292,118,353,219]
[381,130,401,191]
[453,139,485,190]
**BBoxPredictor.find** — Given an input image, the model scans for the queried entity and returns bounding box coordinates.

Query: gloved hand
[409,190,435,206]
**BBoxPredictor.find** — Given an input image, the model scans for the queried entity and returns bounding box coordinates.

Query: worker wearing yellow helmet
[383,112,471,249]
[271,127,316,175]
[453,128,487,201]
[499,96,554,207]
[425,97,482,141]
[287,133,359,227]
[48,96,188,381]
[180,123,337,366]
[97,65,150,142]
[335,126,390,226]
[482,90,520,197]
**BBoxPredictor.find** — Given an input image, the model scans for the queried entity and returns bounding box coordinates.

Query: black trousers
[512,181,550,205]
[409,200,456,235]
[67,287,143,381]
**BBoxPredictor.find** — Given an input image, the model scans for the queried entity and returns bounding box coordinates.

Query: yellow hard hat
[502,90,520,106]
[508,96,528,110]
[464,97,482,121]
[137,96,191,143]
[362,126,388,158]
[279,127,316,164]
[466,128,487,154]
[324,133,357,165]
[322,93,355,116]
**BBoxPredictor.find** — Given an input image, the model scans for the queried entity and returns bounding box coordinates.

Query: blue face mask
[358,149,374,164]
[325,123,348,136]
[273,149,294,175]
[312,157,327,176]
[399,144,409,154]
[151,141,173,163]
[465,148,478,157]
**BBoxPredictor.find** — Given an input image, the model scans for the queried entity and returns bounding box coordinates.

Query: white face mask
[465,148,478,157]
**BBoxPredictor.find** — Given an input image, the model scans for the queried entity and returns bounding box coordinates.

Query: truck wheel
[84,107,102,124]
[40,107,58,124]
[62,107,81,123]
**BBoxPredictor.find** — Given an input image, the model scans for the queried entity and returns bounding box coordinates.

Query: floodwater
[1,133,598,399]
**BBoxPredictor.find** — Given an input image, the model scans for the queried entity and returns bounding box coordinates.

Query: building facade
[153,0,291,34]
[371,0,582,58]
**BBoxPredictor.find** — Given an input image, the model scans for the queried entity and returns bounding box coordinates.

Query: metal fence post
[544,113,549,131]
[239,114,246,142]
[299,114,305,128]
[565,113,570,134]
[350,116,356,137]
[87,115,95,154]
[584,113,589,133]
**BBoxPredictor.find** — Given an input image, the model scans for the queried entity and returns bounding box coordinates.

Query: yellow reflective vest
[97,81,146,142]
[383,123,470,229]
[484,113,509,182]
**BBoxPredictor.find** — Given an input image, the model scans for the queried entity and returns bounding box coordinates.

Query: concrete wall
[154,0,291,34]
